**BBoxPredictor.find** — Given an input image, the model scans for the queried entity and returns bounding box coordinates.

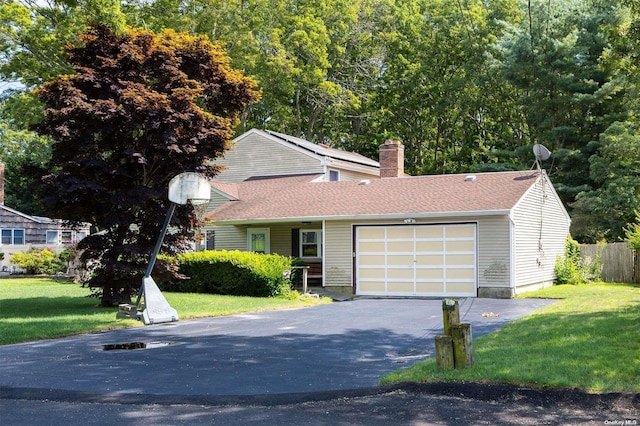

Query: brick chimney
[379,140,404,178]
[0,162,4,205]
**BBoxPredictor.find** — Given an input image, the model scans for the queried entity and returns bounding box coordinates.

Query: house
[211,129,384,183]
[0,163,91,273]
[194,128,386,253]
[200,129,571,298]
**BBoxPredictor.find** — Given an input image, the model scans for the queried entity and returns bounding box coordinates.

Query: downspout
[322,219,326,287]
[509,212,516,296]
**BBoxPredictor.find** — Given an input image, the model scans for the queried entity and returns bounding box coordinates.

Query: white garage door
[355,223,477,297]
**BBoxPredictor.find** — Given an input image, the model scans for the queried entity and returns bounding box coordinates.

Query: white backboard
[168,172,211,205]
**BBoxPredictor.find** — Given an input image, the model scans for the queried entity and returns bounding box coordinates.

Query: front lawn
[380,282,640,393]
[0,277,329,345]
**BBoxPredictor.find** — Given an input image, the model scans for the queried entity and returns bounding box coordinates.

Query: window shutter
[291,228,300,257]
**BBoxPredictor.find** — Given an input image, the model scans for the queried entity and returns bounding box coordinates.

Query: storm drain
[102,341,177,351]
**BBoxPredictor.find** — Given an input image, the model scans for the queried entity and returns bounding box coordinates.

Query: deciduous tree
[31,25,259,305]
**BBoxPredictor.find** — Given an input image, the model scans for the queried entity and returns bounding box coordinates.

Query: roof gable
[0,204,50,224]
[206,170,545,223]
[264,130,379,168]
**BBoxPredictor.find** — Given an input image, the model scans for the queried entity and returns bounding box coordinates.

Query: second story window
[329,170,339,181]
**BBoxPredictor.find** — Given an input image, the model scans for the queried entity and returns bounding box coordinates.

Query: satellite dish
[533,144,551,162]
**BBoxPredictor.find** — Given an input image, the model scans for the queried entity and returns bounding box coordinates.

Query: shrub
[10,247,66,275]
[554,236,602,284]
[164,250,293,297]
[623,211,640,251]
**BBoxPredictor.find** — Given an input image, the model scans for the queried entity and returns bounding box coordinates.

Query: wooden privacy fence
[580,242,640,284]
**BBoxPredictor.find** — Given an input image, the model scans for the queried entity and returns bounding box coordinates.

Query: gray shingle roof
[206,170,542,223]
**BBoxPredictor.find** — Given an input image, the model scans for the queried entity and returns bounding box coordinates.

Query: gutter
[205,210,513,226]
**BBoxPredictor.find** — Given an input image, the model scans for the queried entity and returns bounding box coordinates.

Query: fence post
[635,249,640,284]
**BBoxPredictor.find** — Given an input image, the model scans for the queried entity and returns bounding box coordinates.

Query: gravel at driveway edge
[1,382,638,411]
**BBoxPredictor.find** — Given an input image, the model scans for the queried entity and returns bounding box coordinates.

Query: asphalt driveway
[0,297,554,399]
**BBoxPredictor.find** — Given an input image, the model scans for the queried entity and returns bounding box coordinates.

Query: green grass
[0,277,330,345]
[381,282,640,393]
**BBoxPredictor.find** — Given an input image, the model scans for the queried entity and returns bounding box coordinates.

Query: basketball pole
[145,202,176,278]
[118,172,210,324]
[131,201,176,310]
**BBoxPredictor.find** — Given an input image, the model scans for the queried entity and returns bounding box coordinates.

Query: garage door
[355,224,477,297]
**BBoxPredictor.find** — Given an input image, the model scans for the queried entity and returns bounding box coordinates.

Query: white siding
[477,216,512,290]
[214,132,323,182]
[511,175,570,293]
[270,224,297,256]
[207,225,247,251]
[325,168,381,182]
[324,220,355,288]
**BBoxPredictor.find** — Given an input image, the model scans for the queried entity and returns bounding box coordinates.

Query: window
[300,230,322,258]
[329,170,339,181]
[248,228,270,254]
[1,229,25,245]
[46,231,59,244]
[205,230,215,250]
[61,230,73,243]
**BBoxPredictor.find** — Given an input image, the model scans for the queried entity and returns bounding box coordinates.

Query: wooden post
[435,335,455,369]
[634,249,640,284]
[451,323,474,368]
[442,299,459,336]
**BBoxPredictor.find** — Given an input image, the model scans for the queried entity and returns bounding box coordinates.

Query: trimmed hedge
[163,250,293,297]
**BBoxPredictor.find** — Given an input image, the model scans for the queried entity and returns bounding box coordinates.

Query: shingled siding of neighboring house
[0,205,90,273]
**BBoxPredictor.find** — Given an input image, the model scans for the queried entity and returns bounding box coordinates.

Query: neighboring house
[0,164,90,273]
[200,129,571,298]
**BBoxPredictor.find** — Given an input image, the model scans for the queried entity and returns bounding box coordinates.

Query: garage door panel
[446,240,475,251]
[388,268,414,279]
[387,281,414,292]
[447,226,475,238]
[358,254,385,265]
[415,227,443,238]
[446,254,475,265]
[359,268,384,279]
[359,241,385,252]
[387,241,412,252]
[356,224,476,297]
[416,268,444,279]
[446,268,475,279]
[359,228,385,238]
[387,254,414,265]
[387,227,414,239]
[416,282,445,293]
[415,241,443,251]
[446,282,476,294]
[359,281,385,292]
[415,254,444,265]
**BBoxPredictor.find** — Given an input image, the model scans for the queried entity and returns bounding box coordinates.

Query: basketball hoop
[117,172,212,325]
[168,172,211,205]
